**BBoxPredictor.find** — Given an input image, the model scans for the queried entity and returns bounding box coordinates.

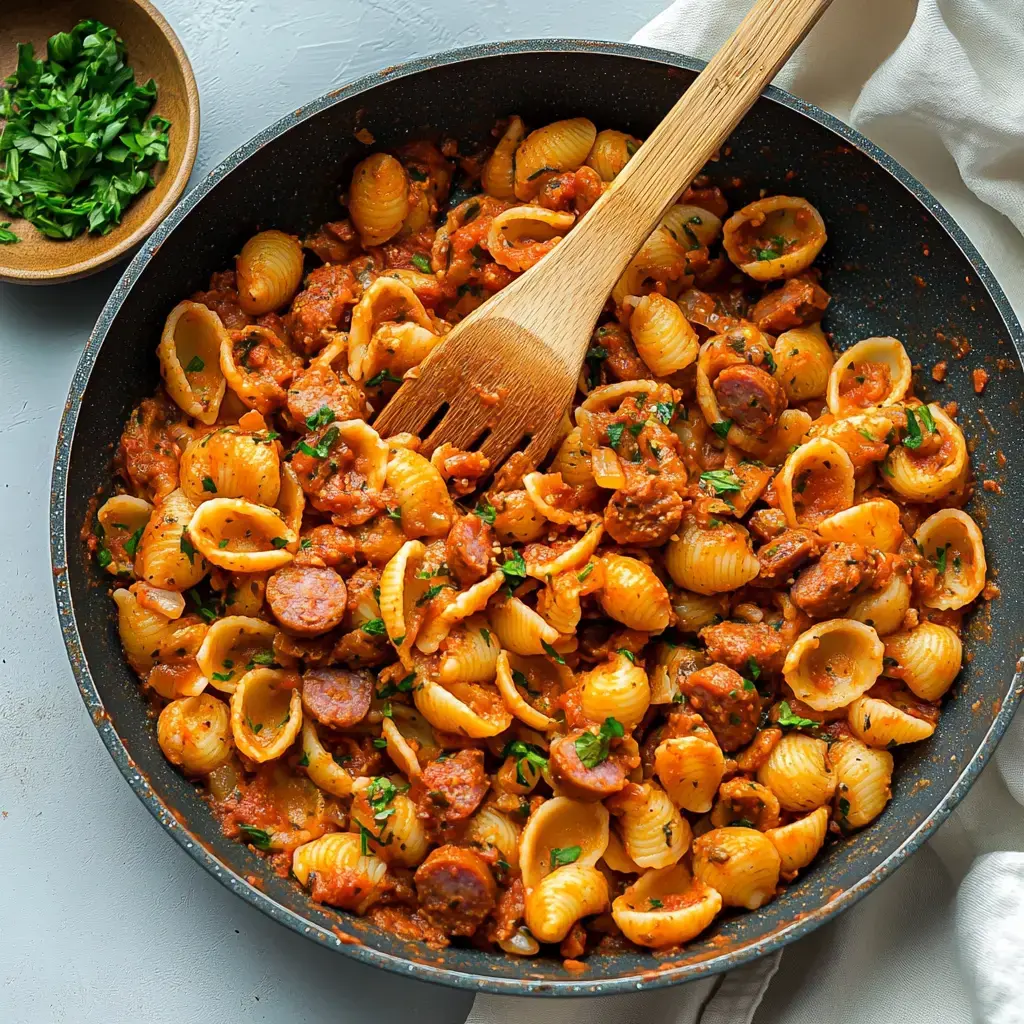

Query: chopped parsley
[700,469,743,495]
[903,407,924,449]
[300,537,313,550]
[473,499,497,525]
[711,419,733,439]
[410,253,432,273]
[747,658,761,681]
[179,534,198,565]
[549,845,582,869]
[917,404,937,434]
[502,739,548,786]
[305,405,336,431]
[606,422,626,450]
[270,537,288,549]
[654,402,676,426]
[365,369,404,387]
[295,425,339,459]
[417,583,448,605]
[361,617,387,636]
[500,549,528,593]
[185,356,204,373]
[777,701,816,730]
[617,648,636,664]
[201,476,217,493]
[574,716,625,768]
[96,548,112,569]
[376,673,416,699]
[238,824,272,850]
[838,796,851,819]
[648,898,664,909]
[934,543,950,575]
[246,650,276,669]
[124,526,144,557]
[541,639,565,665]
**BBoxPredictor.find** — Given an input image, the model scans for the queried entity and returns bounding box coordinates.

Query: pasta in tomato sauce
[89,114,990,960]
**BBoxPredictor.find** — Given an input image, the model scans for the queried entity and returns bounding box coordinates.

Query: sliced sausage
[604,477,684,547]
[301,667,373,728]
[286,363,366,427]
[414,845,497,937]
[284,263,358,355]
[267,565,348,636]
[713,364,788,433]
[750,274,830,333]
[446,514,493,586]
[548,732,629,801]
[679,663,760,751]
[752,528,819,587]
[595,323,651,382]
[791,541,877,618]
[416,749,489,828]
[748,507,788,542]
[699,622,786,677]
[295,524,358,571]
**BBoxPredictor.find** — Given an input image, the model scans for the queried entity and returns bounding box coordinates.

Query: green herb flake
[617,648,636,664]
[410,252,432,273]
[361,617,387,636]
[574,717,624,768]
[502,739,548,786]
[238,824,272,850]
[648,897,664,909]
[365,368,404,387]
[305,405,336,431]
[606,422,626,450]
[270,537,288,549]
[654,402,676,426]
[577,562,595,583]
[500,549,528,592]
[711,419,733,439]
[934,543,950,575]
[96,548,112,569]
[903,407,924,450]
[473,499,497,525]
[838,796,851,818]
[385,506,403,524]
[549,845,582,869]
[541,639,565,665]
[300,537,312,550]
[179,534,197,565]
[124,526,144,557]
[298,752,310,767]
[700,469,743,495]
[295,424,339,460]
[185,356,204,373]
[777,701,816,730]
[201,476,217,493]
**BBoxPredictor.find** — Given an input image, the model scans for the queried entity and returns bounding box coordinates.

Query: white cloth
[471,2,1024,1022]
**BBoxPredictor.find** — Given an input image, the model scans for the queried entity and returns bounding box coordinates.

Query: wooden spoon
[373,0,834,466]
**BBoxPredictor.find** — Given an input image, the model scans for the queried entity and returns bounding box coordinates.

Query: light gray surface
[0,1,664,1021]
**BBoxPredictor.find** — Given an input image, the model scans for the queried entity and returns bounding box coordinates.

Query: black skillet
[51,41,1024,996]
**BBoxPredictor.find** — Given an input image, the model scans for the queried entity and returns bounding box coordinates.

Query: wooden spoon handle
[536,0,833,316]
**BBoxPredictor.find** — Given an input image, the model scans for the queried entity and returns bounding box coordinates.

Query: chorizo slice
[752,528,819,588]
[416,748,490,826]
[548,732,629,801]
[301,667,373,728]
[699,622,786,677]
[603,477,684,547]
[790,541,877,618]
[679,663,761,752]
[414,845,497,937]
[713,364,788,433]
[750,274,830,333]
[445,514,494,586]
[267,565,348,636]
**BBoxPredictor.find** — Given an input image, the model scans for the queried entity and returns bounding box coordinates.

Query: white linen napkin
[470,2,1024,1021]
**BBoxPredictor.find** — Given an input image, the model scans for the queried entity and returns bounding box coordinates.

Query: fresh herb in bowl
[0,19,171,243]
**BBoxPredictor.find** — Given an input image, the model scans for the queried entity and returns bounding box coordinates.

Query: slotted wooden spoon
[373,0,834,464]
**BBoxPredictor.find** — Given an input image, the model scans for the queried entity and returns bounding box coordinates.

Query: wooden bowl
[0,0,199,284]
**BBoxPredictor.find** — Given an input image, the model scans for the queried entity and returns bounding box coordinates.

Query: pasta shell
[845,572,912,636]
[671,590,729,634]
[831,737,893,829]
[612,782,691,869]
[599,554,671,632]
[776,438,855,528]
[96,494,153,577]
[513,117,597,200]
[236,230,304,315]
[585,128,638,182]
[157,693,233,775]
[187,498,296,572]
[386,447,455,538]
[612,865,722,949]
[817,498,903,552]
[112,587,180,674]
[349,153,410,246]
[229,667,302,762]
[275,462,305,553]
[413,678,512,738]
[665,521,759,595]
[495,650,557,731]
[914,508,986,609]
[601,830,641,874]
[292,833,388,912]
[764,807,829,873]
[722,196,827,282]
[661,203,722,248]
[629,293,699,376]
[883,621,962,701]
[137,488,208,591]
[518,796,609,890]
[481,115,526,198]
[549,426,594,487]
[692,827,781,909]
[757,733,837,812]
[524,864,609,944]
[486,206,575,273]
[196,615,278,694]
[489,595,561,657]
[826,336,912,416]
[847,696,935,747]
[655,736,725,813]
[438,614,501,683]
[301,718,354,797]
[466,805,522,870]
[157,301,229,425]
[579,653,651,730]
[417,573,505,655]
[179,428,281,506]
[784,618,884,711]
[351,777,429,867]
[885,404,968,502]
[525,522,604,579]
[772,323,834,401]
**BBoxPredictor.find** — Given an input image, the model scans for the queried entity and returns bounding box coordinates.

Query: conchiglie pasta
[885,404,968,502]
[883,621,962,701]
[486,206,575,273]
[671,590,729,633]
[179,428,281,506]
[112,587,181,673]
[196,615,278,694]
[348,152,410,246]
[844,572,912,636]
[292,833,388,912]
[757,733,837,812]
[413,678,512,738]
[611,863,722,949]
[481,115,526,198]
[847,696,935,747]
[525,522,604,579]
[579,653,650,730]
[585,128,638,181]
[612,782,691,869]
[518,796,609,890]
[96,494,153,576]
[599,554,671,632]
[914,508,987,609]
[301,719,354,797]
[350,777,429,867]
[776,438,855,528]
[524,863,609,944]
[665,521,759,595]
[495,650,557,730]
[628,294,699,376]
[831,737,893,829]
[691,827,781,909]
[466,805,522,870]
[764,807,829,873]
[157,301,229,425]
[489,595,561,657]
[438,616,500,683]
[784,619,884,711]
[187,498,296,572]
[549,427,594,487]
[513,117,596,200]
[816,498,903,552]
[661,203,722,248]
[386,447,455,538]
[157,693,233,775]
[772,323,834,402]
[416,572,504,655]
[826,336,912,416]
[229,667,302,762]
[236,230,304,315]
[655,736,724,813]
[137,488,208,590]
[722,196,826,281]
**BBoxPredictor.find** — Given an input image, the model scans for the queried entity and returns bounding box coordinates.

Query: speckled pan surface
[52,40,1024,996]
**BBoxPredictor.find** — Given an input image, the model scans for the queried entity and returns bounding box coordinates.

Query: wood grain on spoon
[373,0,834,466]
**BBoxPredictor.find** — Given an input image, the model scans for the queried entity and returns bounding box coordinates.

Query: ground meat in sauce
[699,622,786,677]
[415,749,489,839]
[266,565,348,636]
[790,541,878,618]
[750,274,830,333]
[301,667,373,728]
[285,263,358,354]
[713,363,788,433]
[414,845,497,937]
[603,477,685,546]
[445,513,494,586]
[560,921,588,959]
[548,731,631,801]
[679,663,761,751]
[752,528,819,587]
[734,727,783,772]
[488,877,525,942]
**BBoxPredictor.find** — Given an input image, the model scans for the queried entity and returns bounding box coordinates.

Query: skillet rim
[50,38,1024,997]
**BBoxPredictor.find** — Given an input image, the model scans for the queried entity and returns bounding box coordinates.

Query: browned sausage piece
[414,845,497,937]
[750,274,831,333]
[416,748,490,826]
[286,363,365,427]
[679,663,761,751]
[748,507,788,542]
[713,364,788,433]
[301,667,373,728]
[700,622,786,677]
[267,565,348,636]
[791,541,878,618]
[548,732,629,801]
[604,477,684,547]
[752,528,819,587]
[445,514,494,586]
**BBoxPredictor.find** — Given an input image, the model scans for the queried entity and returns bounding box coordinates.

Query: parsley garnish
[295,425,339,459]
[473,499,497,525]
[385,506,403,523]
[574,717,625,768]
[654,401,676,425]
[502,739,548,786]
[179,534,197,565]
[934,543,950,575]
[838,796,851,818]
[550,845,582,869]
[246,650,275,669]
[700,469,743,495]
[917,404,937,434]
[270,537,288,549]
[124,525,144,557]
[577,562,594,583]
[238,824,272,850]
[777,701,816,729]
[185,356,204,373]
[617,648,636,663]
[541,640,565,665]
[417,583,448,605]
[377,673,416,699]
[747,658,761,681]
[361,617,387,636]
[903,407,924,450]
[711,419,733,439]
[501,550,528,593]
[305,405,336,431]
[96,548,112,569]
[365,369,404,387]
[201,476,217,493]
[606,422,626,449]
[648,898,664,909]
[410,253,432,273]
[300,537,313,550]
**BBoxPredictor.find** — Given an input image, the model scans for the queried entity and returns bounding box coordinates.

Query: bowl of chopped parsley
[0,0,199,283]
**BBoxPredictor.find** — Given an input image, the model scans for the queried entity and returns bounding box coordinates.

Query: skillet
[51,40,1024,996]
